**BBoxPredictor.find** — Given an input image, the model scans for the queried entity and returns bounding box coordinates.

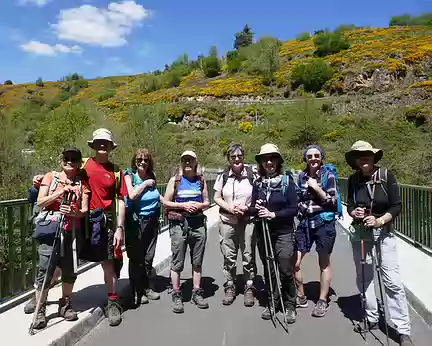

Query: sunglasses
[230,154,244,160]
[262,155,279,162]
[136,158,150,163]
[63,156,81,164]
[307,153,321,160]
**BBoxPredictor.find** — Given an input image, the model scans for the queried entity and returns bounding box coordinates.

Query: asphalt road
[77,224,431,346]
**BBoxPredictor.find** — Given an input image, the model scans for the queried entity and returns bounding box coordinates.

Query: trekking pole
[354,236,368,340]
[29,192,73,335]
[263,219,289,333]
[261,218,277,325]
[372,228,390,346]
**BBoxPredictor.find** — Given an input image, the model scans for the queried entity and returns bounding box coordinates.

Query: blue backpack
[319,163,343,221]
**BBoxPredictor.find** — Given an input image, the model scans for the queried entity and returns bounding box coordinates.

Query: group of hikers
[23,128,414,346]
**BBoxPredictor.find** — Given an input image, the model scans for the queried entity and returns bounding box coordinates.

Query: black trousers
[125,214,159,294]
[257,224,297,310]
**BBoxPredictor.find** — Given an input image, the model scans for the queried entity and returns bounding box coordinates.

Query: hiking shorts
[36,231,77,289]
[169,217,207,272]
[296,220,336,255]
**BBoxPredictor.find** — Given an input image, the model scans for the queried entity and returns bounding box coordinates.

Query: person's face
[355,152,375,173]
[229,149,244,171]
[181,155,197,173]
[135,155,150,172]
[306,148,322,170]
[93,139,113,155]
[260,154,279,175]
[62,153,81,173]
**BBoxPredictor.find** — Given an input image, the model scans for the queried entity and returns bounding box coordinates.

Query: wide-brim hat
[255,143,284,163]
[87,128,118,149]
[62,147,82,159]
[345,140,383,169]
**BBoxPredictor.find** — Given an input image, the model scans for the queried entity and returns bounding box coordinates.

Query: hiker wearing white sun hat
[163,150,210,313]
[87,128,118,149]
[346,140,414,346]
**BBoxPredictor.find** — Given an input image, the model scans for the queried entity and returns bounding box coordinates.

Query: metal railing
[0,178,216,303]
[338,177,432,255]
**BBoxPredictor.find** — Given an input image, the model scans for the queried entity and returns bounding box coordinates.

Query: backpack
[319,164,343,221]
[352,167,388,205]
[258,170,293,198]
[220,165,255,198]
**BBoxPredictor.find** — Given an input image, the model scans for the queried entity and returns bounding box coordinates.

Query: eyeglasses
[307,153,321,160]
[262,155,278,162]
[63,156,81,164]
[136,158,149,163]
[230,154,244,160]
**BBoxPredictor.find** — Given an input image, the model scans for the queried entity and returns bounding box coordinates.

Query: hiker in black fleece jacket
[247,143,298,323]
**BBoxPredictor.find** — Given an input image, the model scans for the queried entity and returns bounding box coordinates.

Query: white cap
[181,150,197,159]
[87,128,118,149]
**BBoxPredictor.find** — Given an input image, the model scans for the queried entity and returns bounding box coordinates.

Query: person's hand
[258,207,275,220]
[351,207,366,220]
[59,205,72,215]
[113,227,124,248]
[233,204,247,216]
[306,177,319,191]
[363,216,380,228]
[144,179,156,188]
[255,199,265,209]
[33,175,44,189]
[183,203,199,213]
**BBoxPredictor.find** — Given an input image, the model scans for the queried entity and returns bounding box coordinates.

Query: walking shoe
[192,288,209,309]
[33,303,47,330]
[399,334,414,346]
[244,286,255,307]
[354,320,379,333]
[145,288,160,300]
[172,291,184,313]
[311,299,328,317]
[140,294,149,304]
[284,307,296,324]
[106,298,123,327]
[24,294,37,314]
[261,306,274,320]
[296,295,308,308]
[222,284,236,306]
[58,296,78,321]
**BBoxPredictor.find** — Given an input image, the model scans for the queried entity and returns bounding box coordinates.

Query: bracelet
[116,226,124,231]
[377,218,385,227]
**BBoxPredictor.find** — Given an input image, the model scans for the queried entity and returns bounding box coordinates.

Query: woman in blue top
[124,148,163,306]
[163,150,210,314]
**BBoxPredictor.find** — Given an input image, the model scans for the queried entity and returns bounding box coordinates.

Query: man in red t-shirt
[81,128,128,327]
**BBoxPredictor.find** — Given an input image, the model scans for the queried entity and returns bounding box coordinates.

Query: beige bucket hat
[181,150,197,159]
[87,128,118,149]
[345,140,383,169]
[255,143,284,163]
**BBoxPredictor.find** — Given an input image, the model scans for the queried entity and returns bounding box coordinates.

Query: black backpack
[220,165,255,198]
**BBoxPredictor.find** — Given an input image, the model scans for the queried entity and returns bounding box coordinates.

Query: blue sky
[0,0,430,84]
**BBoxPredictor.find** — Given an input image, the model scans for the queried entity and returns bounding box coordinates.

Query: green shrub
[97,89,116,102]
[313,32,350,57]
[296,32,311,41]
[239,121,253,133]
[291,59,334,92]
[316,90,325,98]
[202,56,221,78]
[36,77,44,87]
[4,80,13,85]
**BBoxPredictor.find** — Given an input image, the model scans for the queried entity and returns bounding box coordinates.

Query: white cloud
[52,1,150,47]
[20,41,83,56]
[19,0,50,7]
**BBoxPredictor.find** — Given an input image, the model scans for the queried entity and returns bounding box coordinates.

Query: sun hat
[303,145,325,162]
[255,143,284,163]
[345,140,383,169]
[181,150,197,159]
[87,128,118,149]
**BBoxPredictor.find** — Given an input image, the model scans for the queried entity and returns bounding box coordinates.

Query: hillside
[1,25,432,199]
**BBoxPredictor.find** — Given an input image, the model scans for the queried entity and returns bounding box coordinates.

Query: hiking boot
[32,303,47,330]
[106,298,123,327]
[140,294,149,304]
[222,285,236,306]
[285,307,296,324]
[244,285,255,307]
[172,291,184,313]
[261,306,274,320]
[296,295,308,308]
[354,320,379,333]
[191,288,209,309]
[311,299,328,317]
[145,288,160,300]
[24,294,37,314]
[58,296,78,321]
[399,334,414,346]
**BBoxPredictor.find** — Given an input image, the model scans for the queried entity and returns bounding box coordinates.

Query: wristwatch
[377,218,385,227]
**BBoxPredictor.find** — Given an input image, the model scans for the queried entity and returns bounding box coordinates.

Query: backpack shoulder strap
[246,165,254,185]
[81,157,90,169]
[173,173,182,200]
[282,171,291,196]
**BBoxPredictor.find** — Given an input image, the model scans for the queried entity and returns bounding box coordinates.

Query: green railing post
[20,206,27,290]
[7,207,14,297]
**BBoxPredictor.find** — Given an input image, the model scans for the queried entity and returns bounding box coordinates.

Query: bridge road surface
[77,224,431,346]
